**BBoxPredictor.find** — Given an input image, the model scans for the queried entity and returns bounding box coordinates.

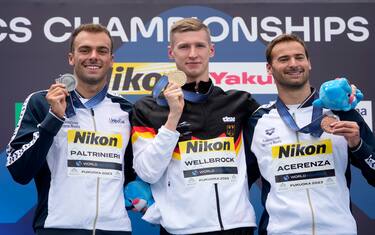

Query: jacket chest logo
[222,116,235,137]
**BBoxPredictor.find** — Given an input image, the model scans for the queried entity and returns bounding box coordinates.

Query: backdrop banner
[1,2,374,235]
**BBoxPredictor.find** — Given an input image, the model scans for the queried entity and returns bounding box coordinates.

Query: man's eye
[98,49,109,54]
[296,55,305,60]
[79,48,89,53]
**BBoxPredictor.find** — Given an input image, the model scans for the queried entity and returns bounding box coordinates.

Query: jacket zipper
[306,189,316,235]
[91,109,100,235]
[214,183,224,230]
[199,101,223,230]
[166,140,222,228]
[292,112,315,235]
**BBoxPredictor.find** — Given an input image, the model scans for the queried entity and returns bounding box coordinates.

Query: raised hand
[46,83,69,119]
[331,120,361,148]
[163,82,184,131]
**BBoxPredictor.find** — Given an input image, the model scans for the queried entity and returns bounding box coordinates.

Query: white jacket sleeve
[132,125,180,184]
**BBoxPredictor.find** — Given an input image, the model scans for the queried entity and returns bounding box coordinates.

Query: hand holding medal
[161,70,186,131]
[320,115,339,133]
[163,70,186,110]
[46,73,76,118]
[166,70,187,87]
[55,73,77,92]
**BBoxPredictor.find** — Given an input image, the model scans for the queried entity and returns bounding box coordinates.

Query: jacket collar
[298,87,317,109]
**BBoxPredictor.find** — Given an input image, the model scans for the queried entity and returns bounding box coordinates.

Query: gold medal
[321,115,339,133]
[167,70,187,87]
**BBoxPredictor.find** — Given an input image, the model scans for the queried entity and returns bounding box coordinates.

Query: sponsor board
[356,100,372,130]
[109,62,273,95]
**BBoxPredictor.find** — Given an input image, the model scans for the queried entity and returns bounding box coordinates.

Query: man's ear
[110,53,114,67]
[266,63,272,75]
[209,43,215,58]
[68,52,74,66]
[168,45,174,59]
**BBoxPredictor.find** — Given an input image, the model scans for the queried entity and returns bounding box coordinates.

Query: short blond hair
[170,18,211,45]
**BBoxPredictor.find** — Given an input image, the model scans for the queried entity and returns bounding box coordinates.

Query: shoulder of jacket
[224,89,249,96]
[106,91,133,112]
[252,101,276,116]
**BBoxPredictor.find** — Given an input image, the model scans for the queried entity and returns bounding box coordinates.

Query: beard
[277,76,309,90]
[273,67,310,90]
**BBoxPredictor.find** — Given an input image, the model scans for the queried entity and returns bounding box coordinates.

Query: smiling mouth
[286,70,304,76]
[84,65,101,70]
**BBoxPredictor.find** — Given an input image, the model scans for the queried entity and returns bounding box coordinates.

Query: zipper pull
[90,108,97,131]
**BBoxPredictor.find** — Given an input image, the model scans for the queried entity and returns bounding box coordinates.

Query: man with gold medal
[131,18,259,235]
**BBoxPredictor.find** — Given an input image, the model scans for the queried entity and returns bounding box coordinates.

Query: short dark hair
[170,18,211,45]
[266,33,309,63]
[70,23,113,54]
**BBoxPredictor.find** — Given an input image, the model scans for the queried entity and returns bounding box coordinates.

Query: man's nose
[188,47,198,58]
[89,50,98,59]
[288,58,298,66]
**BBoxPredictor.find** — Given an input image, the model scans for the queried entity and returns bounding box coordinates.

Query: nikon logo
[184,139,233,154]
[272,140,332,159]
[68,130,122,148]
[109,63,175,95]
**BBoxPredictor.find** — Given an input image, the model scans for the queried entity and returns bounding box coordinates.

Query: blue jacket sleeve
[335,109,375,187]
[6,91,63,185]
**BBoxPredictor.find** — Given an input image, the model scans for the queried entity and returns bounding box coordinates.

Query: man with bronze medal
[245,34,375,235]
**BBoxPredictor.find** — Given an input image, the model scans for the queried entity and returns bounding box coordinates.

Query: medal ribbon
[152,75,211,106]
[65,85,108,117]
[275,92,324,137]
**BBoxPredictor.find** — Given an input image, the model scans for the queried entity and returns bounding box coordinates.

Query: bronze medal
[321,115,339,133]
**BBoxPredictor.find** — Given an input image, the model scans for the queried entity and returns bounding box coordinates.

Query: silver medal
[56,73,77,92]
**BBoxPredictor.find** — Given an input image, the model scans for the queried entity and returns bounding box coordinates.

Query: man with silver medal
[6,24,135,235]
